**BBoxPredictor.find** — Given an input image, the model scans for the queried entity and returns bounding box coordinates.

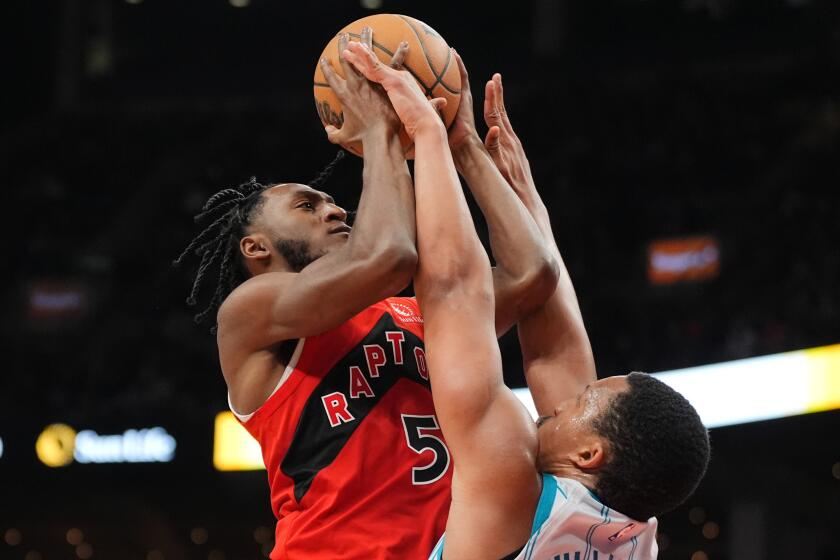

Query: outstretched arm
[483,73,597,415]
[448,53,559,337]
[343,42,540,560]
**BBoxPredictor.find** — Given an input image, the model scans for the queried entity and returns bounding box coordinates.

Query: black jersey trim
[280,312,429,503]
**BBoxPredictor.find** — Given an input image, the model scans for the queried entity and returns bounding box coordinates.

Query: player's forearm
[413,125,490,296]
[453,137,558,332]
[509,188,589,364]
[347,127,417,269]
[490,147,589,362]
[496,156,556,256]
[514,204,590,368]
[514,183,597,412]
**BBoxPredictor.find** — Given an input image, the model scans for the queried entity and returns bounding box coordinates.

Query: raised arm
[448,53,559,336]
[217,30,416,351]
[343,42,540,560]
[483,73,597,416]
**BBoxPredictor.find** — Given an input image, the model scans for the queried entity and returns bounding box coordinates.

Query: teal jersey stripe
[532,474,558,534]
[524,474,559,560]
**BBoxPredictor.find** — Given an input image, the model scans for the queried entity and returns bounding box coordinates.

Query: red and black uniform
[236,297,452,559]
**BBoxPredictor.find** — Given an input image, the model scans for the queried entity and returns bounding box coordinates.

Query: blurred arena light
[361,0,384,9]
[35,424,176,467]
[702,521,720,539]
[4,528,22,546]
[76,542,93,559]
[229,0,250,7]
[689,506,706,525]
[213,412,263,471]
[66,528,84,546]
[647,235,720,285]
[190,527,208,545]
[35,424,76,467]
[27,281,89,322]
[514,342,840,429]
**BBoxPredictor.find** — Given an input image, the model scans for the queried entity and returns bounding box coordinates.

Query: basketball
[313,14,461,156]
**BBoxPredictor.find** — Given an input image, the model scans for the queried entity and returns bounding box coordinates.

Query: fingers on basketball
[325,125,343,144]
[344,42,385,83]
[430,97,448,112]
[337,34,354,78]
[319,58,344,92]
[360,26,373,50]
[390,41,409,69]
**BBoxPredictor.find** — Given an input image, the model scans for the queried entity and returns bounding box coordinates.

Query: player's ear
[571,439,607,470]
[241,234,272,263]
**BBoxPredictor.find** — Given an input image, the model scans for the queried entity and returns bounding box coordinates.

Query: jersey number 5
[401,414,451,485]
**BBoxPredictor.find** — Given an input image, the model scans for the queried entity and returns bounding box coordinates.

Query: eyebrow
[292,189,334,205]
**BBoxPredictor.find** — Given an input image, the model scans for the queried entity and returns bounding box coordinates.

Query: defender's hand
[483,73,535,192]
[447,51,481,152]
[319,27,409,145]
[343,41,447,139]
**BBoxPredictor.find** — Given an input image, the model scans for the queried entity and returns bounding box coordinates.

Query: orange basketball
[313,14,461,157]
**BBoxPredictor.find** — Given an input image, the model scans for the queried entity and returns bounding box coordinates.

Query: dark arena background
[3,1,840,559]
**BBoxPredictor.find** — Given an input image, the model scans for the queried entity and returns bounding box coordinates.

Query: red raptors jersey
[235,297,452,559]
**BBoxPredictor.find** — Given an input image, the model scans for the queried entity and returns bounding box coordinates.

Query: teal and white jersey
[429,474,658,560]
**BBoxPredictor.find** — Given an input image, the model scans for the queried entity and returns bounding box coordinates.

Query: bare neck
[541,461,600,493]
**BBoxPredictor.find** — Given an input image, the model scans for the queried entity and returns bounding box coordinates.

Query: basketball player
[342,41,710,560]
[174,29,556,559]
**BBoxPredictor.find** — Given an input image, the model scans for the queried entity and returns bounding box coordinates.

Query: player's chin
[320,232,350,252]
[327,231,351,244]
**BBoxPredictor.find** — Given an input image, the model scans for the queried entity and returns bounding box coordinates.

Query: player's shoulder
[217,272,297,326]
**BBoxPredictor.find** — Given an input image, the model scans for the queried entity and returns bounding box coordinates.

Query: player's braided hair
[173,150,345,329]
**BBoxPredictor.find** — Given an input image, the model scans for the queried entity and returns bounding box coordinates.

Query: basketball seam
[428,48,457,95]
[396,16,439,78]
[395,15,460,95]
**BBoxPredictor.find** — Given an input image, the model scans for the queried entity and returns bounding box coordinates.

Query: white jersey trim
[228,338,306,423]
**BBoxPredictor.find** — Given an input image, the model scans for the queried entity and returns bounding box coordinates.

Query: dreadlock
[173,150,345,330]
[172,176,266,328]
[308,149,345,188]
